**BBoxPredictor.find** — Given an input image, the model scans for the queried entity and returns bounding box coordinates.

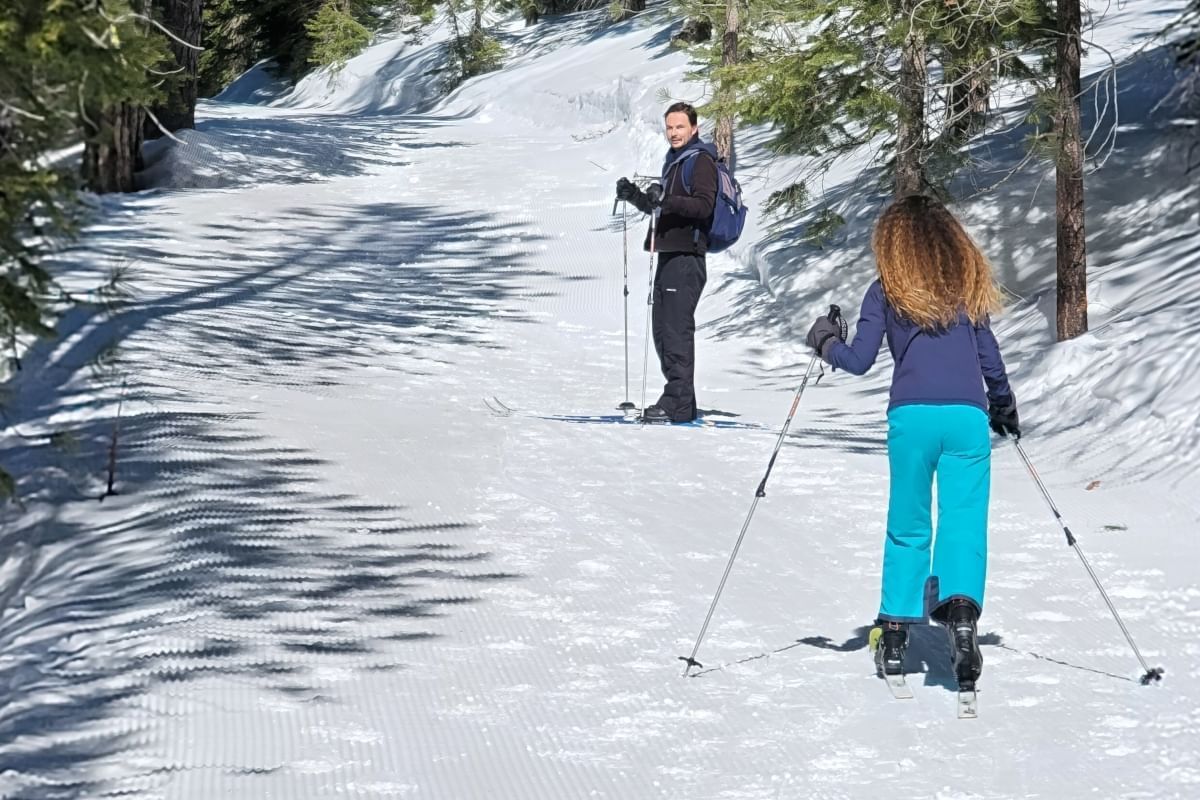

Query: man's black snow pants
[652,252,706,422]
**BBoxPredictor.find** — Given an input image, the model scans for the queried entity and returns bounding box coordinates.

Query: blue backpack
[665,149,748,254]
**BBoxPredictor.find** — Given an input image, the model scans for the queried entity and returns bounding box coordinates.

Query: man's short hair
[664,102,698,126]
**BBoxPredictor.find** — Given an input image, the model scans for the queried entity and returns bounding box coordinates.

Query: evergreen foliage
[678,0,1047,216]
[307,1,373,69]
[0,0,166,497]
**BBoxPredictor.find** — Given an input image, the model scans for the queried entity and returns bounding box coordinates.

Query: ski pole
[1012,440,1163,685]
[638,210,658,418]
[679,305,843,676]
[617,201,635,414]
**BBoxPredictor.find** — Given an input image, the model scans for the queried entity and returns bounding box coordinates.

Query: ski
[957,683,978,719]
[484,396,517,417]
[884,673,914,700]
[483,397,767,431]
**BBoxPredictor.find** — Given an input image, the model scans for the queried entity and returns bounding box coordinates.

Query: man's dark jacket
[643,136,718,255]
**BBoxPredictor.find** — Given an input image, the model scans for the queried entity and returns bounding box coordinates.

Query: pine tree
[895,0,929,197]
[146,0,204,137]
[0,0,166,497]
[197,0,262,98]
[691,0,1040,220]
[197,0,435,95]
[611,0,646,23]
[446,0,505,85]
[713,0,741,166]
[79,1,172,193]
[306,1,372,69]
[1054,0,1087,340]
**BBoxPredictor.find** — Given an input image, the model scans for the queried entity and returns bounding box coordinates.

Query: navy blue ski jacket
[826,280,1013,412]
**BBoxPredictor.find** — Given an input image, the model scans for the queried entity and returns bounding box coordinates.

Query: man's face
[664,112,697,149]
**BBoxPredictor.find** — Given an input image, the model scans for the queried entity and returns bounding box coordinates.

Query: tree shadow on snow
[140,112,475,190]
[33,199,559,402]
[0,199,550,797]
[491,3,682,65]
[0,402,522,799]
[0,405,523,797]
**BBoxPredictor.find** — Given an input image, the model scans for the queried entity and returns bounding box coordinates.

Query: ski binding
[957,682,978,719]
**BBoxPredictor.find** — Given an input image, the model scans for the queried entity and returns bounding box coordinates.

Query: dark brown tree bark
[1056,0,1088,341]
[84,103,146,194]
[714,2,739,168]
[895,0,928,197]
[146,0,203,138]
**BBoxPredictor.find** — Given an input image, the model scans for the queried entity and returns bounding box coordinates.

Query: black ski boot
[945,600,983,687]
[873,622,907,677]
[641,405,670,424]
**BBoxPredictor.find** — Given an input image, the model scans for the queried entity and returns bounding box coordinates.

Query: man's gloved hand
[615,178,663,215]
[634,183,664,214]
[988,396,1021,439]
[615,177,640,202]
[645,183,664,209]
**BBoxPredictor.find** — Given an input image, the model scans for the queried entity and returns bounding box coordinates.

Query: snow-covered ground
[2,3,1198,798]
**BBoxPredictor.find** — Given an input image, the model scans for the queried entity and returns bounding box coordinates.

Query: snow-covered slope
[1,3,1198,799]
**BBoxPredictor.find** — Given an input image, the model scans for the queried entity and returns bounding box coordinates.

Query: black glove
[615,178,663,215]
[805,314,846,361]
[988,396,1020,439]
[615,177,639,202]
[645,183,664,208]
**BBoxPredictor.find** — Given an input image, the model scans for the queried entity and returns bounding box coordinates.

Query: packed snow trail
[2,7,1198,800]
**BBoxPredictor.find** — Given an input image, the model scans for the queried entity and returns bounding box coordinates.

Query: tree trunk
[615,0,646,22]
[84,103,146,193]
[146,0,203,138]
[714,2,739,168]
[1055,0,1088,341]
[895,0,927,197]
[945,48,990,142]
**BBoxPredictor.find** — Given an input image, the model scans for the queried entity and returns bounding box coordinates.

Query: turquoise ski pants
[880,404,991,623]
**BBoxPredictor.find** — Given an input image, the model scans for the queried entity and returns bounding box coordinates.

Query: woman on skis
[804,194,1020,691]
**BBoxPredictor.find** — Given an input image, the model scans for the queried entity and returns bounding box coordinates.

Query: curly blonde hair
[872,195,1001,329]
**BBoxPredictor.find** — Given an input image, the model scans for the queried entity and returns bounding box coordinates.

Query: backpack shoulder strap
[665,149,706,194]
[682,150,718,195]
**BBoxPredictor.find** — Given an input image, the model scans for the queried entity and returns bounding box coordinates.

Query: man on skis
[614,102,717,424]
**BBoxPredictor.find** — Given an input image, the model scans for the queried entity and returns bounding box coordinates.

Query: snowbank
[138,127,251,190]
[211,60,291,105]
[273,20,453,114]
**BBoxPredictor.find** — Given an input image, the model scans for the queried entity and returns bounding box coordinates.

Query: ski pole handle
[817,304,847,374]
[612,197,620,216]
